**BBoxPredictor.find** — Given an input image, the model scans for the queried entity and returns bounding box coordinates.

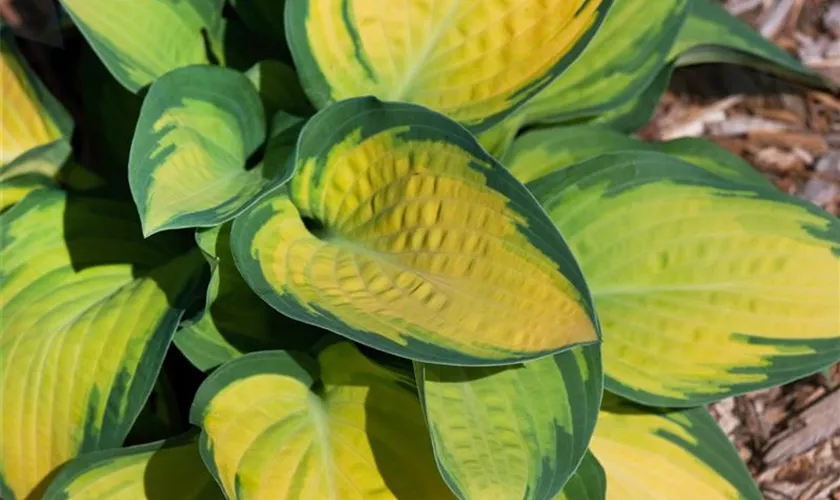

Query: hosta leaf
[232,97,597,365]
[590,395,761,499]
[0,190,204,499]
[42,433,222,500]
[125,373,181,445]
[417,344,602,499]
[527,150,840,405]
[190,342,454,499]
[504,125,771,187]
[553,451,605,500]
[59,0,224,93]
[244,60,314,119]
[669,0,831,89]
[0,36,72,171]
[0,174,55,212]
[516,0,690,125]
[285,0,613,130]
[175,223,325,372]
[129,65,299,236]
[585,64,673,133]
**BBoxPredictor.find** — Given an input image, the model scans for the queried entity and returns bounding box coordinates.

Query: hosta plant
[1,0,839,499]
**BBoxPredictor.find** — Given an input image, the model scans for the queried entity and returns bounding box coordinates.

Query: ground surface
[647,1,840,498]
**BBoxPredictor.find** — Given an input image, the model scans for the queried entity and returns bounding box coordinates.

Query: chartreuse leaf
[669,0,831,89]
[590,395,761,499]
[285,0,613,130]
[42,433,222,500]
[477,0,690,154]
[190,342,454,499]
[129,65,303,236]
[526,150,840,405]
[503,125,771,187]
[59,0,224,93]
[0,190,204,499]
[232,97,597,365]
[516,0,690,125]
[175,223,324,372]
[0,36,72,174]
[417,344,602,499]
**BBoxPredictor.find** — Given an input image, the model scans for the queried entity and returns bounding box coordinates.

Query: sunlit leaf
[42,433,222,500]
[417,344,601,499]
[174,223,325,372]
[190,342,454,499]
[590,395,761,499]
[527,150,840,405]
[285,0,613,129]
[669,0,832,89]
[0,190,204,499]
[232,97,597,365]
[59,0,225,93]
[517,0,690,125]
[129,65,301,236]
[504,124,771,187]
[0,36,72,172]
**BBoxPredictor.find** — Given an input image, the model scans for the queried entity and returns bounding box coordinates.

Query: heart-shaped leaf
[527,150,840,405]
[190,342,454,499]
[129,65,302,236]
[285,0,613,130]
[0,190,204,499]
[417,344,601,499]
[232,97,597,365]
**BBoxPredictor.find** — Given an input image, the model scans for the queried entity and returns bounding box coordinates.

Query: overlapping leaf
[0,190,204,499]
[42,433,222,500]
[526,150,840,405]
[285,0,613,130]
[59,0,224,93]
[669,0,831,89]
[477,0,690,154]
[517,0,690,125]
[129,65,304,235]
[590,395,761,499]
[417,344,602,499]
[553,451,605,500]
[232,97,597,365]
[244,60,314,119]
[503,125,771,187]
[175,223,324,372]
[190,342,454,499]
[0,36,72,176]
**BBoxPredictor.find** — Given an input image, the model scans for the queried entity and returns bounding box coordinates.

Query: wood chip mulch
[644,1,840,498]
